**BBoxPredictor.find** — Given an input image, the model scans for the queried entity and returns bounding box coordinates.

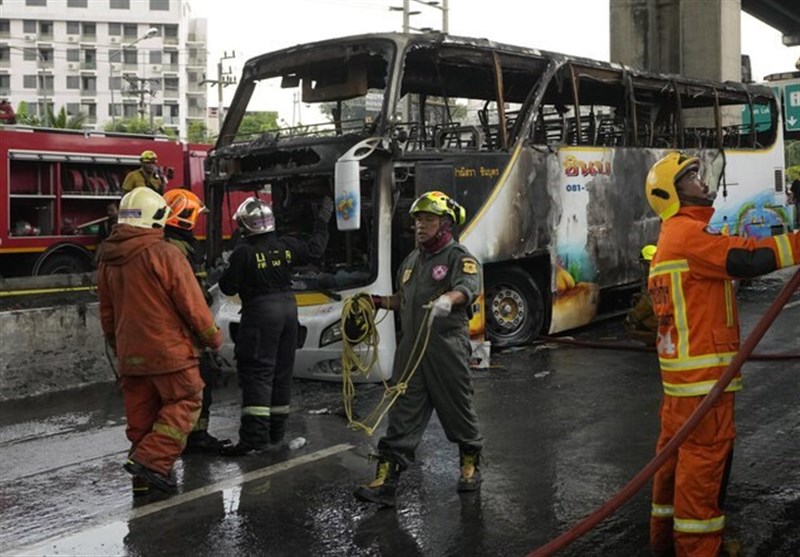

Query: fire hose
[528,268,800,557]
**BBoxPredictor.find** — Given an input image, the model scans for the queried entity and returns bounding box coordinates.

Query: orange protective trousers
[120,366,203,475]
[650,393,735,557]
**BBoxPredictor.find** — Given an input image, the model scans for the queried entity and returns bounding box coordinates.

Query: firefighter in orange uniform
[96,187,222,495]
[645,152,800,557]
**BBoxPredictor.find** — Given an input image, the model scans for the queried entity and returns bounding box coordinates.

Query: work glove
[427,295,452,325]
[205,348,231,372]
[318,196,334,224]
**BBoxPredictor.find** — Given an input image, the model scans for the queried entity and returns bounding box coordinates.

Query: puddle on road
[10,521,128,556]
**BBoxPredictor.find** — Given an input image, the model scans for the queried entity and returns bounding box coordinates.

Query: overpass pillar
[610,0,741,82]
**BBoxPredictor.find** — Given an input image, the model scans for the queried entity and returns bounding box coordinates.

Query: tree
[48,107,87,130]
[237,111,279,139]
[14,102,42,127]
[104,117,177,138]
[187,121,213,144]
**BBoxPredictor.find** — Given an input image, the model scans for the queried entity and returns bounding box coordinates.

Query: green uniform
[122,168,166,194]
[377,239,484,466]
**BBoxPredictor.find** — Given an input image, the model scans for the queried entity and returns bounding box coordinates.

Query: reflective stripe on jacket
[649,206,799,397]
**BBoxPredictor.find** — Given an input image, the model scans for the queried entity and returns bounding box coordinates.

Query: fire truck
[0,126,239,277]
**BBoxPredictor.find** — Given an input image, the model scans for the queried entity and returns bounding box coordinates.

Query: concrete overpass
[610,0,800,82]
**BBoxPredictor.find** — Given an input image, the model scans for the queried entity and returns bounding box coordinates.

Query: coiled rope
[341,293,433,436]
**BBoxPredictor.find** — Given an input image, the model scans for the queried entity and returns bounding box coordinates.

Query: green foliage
[48,107,87,129]
[237,111,279,139]
[104,117,177,138]
[14,102,42,126]
[187,121,213,144]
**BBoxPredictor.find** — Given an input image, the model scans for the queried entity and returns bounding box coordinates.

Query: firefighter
[122,150,167,194]
[162,188,231,453]
[645,152,800,557]
[353,191,484,507]
[625,244,658,345]
[218,195,333,456]
[96,187,222,495]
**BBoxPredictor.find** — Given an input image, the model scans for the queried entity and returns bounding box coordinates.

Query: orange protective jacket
[648,206,800,397]
[96,224,222,376]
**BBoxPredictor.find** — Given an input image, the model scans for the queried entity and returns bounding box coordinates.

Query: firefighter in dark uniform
[219,195,333,455]
[354,191,484,507]
[162,188,231,453]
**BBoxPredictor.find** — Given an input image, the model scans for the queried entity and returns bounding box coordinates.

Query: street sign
[783,83,800,132]
[741,88,776,132]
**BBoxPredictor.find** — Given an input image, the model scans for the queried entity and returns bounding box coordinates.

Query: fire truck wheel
[485,268,545,348]
[36,253,92,275]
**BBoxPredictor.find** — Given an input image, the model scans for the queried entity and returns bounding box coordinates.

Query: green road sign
[783,83,800,132]
[741,86,777,132]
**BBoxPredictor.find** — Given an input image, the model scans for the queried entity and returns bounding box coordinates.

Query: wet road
[1,273,798,557]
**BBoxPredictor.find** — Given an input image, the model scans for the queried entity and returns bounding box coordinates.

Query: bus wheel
[36,253,92,275]
[485,268,545,348]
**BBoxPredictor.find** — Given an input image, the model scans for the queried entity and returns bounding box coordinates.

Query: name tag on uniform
[402,268,413,284]
[462,257,478,274]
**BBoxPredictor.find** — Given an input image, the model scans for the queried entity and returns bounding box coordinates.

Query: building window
[23,20,37,33]
[122,49,137,65]
[23,48,37,61]
[163,24,178,39]
[164,77,178,91]
[109,76,122,89]
[108,103,122,117]
[66,102,80,115]
[81,75,96,93]
[149,50,162,64]
[40,75,54,91]
[123,103,137,118]
[0,46,9,62]
[26,0,47,6]
[108,22,121,36]
[123,23,137,39]
[67,0,87,7]
[39,21,53,36]
[66,49,80,62]
[81,22,96,37]
[0,75,10,94]
[149,0,169,10]
[110,0,130,9]
[67,21,80,34]
[0,19,10,37]
[151,104,163,117]
[81,102,97,122]
[38,47,53,63]
[23,75,37,89]
[67,75,80,89]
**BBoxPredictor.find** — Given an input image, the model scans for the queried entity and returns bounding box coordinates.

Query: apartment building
[0,0,208,138]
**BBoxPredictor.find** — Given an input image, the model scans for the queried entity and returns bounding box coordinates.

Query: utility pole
[200,52,237,134]
[123,76,159,123]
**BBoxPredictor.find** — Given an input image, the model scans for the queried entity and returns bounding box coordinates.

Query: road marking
[9,443,354,556]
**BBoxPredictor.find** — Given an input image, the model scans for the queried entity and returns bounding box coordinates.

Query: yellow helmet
[645,152,699,221]
[640,244,657,261]
[118,187,170,229]
[409,191,466,225]
[163,189,207,230]
[140,150,158,163]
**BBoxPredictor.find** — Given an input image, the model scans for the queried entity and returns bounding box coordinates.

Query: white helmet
[234,197,275,236]
[118,187,170,229]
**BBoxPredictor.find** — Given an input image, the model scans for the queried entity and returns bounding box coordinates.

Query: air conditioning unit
[24,34,36,41]
[151,64,162,72]
[110,36,120,43]
[67,35,77,43]
[111,63,121,72]
[67,62,78,70]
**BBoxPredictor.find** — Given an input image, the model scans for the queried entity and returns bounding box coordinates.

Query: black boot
[219,440,265,456]
[270,414,288,445]
[184,430,231,454]
[353,457,402,507]
[457,449,482,492]
[124,459,177,495]
[131,475,149,497]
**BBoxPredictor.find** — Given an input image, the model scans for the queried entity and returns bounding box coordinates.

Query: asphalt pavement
[1,271,798,557]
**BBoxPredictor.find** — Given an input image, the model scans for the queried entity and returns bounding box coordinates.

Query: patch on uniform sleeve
[462,257,478,274]
[432,265,448,281]
[401,268,413,284]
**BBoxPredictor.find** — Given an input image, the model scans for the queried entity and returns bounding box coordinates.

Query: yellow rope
[341,293,433,436]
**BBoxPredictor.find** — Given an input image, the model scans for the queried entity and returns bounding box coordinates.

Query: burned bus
[205,33,786,381]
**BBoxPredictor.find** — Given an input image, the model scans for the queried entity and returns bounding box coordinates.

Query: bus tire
[485,268,545,348]
[35,253,92,275]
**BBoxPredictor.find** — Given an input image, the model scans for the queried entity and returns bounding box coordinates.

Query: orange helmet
[163,189,207,230]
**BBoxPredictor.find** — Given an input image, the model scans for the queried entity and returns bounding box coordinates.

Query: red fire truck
[0,126,239,277]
